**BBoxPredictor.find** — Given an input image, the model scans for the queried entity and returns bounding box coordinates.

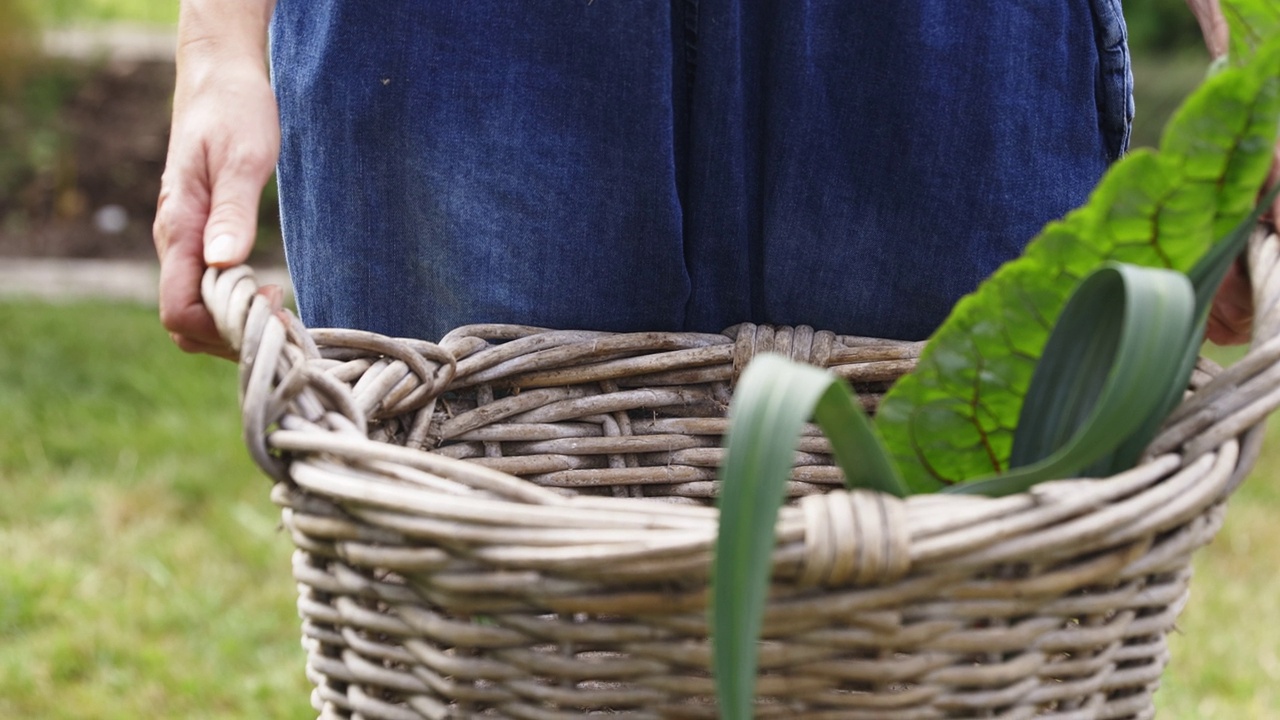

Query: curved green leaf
[712,354,902,719]
[712,355,836,720]
[813,380,907,498]
[953,264,1196,497]
[877,39,1280,494]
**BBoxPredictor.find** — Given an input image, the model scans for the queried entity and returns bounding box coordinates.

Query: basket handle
[1144,225,1280,491]
[201,265,462,483]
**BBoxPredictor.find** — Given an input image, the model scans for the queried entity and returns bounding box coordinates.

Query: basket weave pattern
[206,229,1280,719]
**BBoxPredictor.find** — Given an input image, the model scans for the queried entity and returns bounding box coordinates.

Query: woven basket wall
[205,228,1280,720]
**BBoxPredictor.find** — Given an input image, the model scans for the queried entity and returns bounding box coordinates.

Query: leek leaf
[712,354,903,719]
[958,264,1195,496]
[813,380,908,498]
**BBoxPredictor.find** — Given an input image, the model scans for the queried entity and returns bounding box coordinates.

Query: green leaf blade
[954,263,1197,497]
[813,382,907,498]
[713,354,903,718]
[712,355,844,720]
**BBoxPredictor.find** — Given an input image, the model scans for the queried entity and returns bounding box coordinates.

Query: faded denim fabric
[270,1,1132,342]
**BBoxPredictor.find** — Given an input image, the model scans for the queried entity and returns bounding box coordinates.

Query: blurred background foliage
[1125,0,1206,52]
[30,0,179,25]
[0,1,74,215]
[1126,0,1217,149]
[0,1,38,94]
[0,0,278,261]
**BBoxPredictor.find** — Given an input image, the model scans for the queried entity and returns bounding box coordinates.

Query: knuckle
[151,179,199,252]
[153,187,171,225]
[224,143,277,178]
[152,212,180,258]
[159,305,182,334]
[152,207,171,239]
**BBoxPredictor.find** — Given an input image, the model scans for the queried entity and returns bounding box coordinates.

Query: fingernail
[204,234,238,265]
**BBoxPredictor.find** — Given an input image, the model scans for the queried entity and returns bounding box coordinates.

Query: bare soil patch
[0,57,282,263]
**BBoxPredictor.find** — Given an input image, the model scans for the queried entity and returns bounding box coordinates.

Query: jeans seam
[1091,0,1134,160]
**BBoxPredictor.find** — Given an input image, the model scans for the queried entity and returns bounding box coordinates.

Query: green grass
[1157,341,1280,718]
[0,301,310,719]
[2,300,1278,717]
[1160,468,1280,718]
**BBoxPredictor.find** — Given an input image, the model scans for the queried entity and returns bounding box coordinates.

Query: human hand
[152,1,279,359]
[1207,257,1252,345]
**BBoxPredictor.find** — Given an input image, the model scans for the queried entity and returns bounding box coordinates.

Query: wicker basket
[205,227,1280,720]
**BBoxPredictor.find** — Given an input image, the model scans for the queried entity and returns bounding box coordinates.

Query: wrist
[173,1,278,111]
[1184,0,1229,59]
[176,0,275,71]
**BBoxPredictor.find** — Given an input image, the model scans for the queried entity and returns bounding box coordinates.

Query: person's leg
[270,1,693,340]
[684,0,1133,340]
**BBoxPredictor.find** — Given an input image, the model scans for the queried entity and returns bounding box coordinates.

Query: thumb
[202,158,272,268]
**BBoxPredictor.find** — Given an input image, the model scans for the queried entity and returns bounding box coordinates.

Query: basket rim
[203,228,1280,587]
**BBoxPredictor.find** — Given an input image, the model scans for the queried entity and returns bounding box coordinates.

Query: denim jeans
[270,1,1132,342]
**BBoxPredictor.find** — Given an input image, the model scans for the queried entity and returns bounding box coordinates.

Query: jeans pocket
[1091,0,1135,160]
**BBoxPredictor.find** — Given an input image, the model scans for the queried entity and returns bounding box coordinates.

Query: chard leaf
[712,354,903,719]
[992,182,1280,491]
[876,39,1280,494]
[1224,0,1280,66]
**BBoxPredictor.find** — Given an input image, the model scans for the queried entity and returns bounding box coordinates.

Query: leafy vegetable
[711,7,1280,714]
[711,8,1280,715]
[1224,0,1280,66]
[876,39,1280,493]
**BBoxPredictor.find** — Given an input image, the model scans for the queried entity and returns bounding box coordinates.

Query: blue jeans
[270,1,1132,342]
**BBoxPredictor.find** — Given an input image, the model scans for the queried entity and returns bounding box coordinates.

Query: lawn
[1159,410,1280,718]
[0,301,311,719]
[1,299,1278,718]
